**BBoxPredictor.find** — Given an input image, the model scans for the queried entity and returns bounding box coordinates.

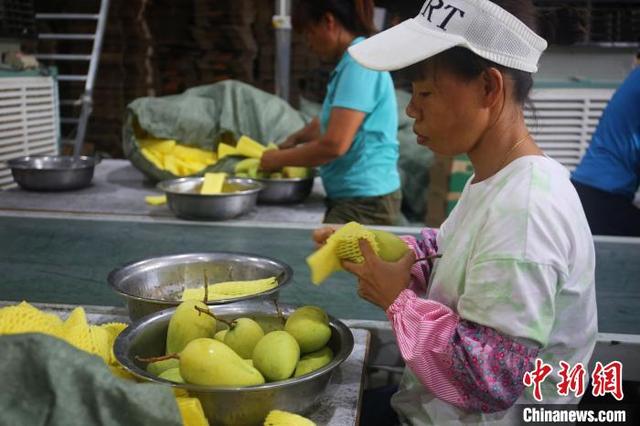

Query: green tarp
[0,333,182,426]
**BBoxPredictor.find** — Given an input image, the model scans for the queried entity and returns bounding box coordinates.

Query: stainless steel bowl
[255,177,314,204]
[114,300,354,426]
[108,252,293,320]
[157,177,263,220]
[7,155,98,191]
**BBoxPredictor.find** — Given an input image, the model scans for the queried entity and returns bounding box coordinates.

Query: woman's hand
[312,226,338,248]
[342,239,415,310]
[278,134,299,150]
[260,149,282,172]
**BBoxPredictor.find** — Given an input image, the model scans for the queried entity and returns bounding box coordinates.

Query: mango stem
[136,353,179,363]
[274,300,286,326]
[194,305,235,328]
[203,270,209,303]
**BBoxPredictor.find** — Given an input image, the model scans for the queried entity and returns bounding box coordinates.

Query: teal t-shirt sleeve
[331,60,380,113]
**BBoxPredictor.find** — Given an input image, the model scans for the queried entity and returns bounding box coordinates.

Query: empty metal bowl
[114,300,354,426]
[107,252,293,320]
[157,177,263,220]
[7,155,98,191]
[255,176,314,204]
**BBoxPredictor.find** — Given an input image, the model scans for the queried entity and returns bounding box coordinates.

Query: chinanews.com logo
[520,359,629,424]
[523,359,623,402]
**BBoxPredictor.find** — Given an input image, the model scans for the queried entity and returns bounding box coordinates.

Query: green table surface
[1,216,639,334]
[0,216,393,322]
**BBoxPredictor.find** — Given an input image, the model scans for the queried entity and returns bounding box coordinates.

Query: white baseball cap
[348,0,548,73]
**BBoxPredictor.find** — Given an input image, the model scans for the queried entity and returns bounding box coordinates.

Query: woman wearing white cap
[314,0,597,424]
[260,0,402,226]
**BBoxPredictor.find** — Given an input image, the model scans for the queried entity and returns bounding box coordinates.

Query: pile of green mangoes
[143,300,334,386]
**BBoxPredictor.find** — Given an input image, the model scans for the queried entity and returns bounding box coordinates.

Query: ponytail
[352,0,376,36]
[292,0,376,37]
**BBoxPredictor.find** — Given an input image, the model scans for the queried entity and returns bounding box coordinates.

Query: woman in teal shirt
[260,0,402,225]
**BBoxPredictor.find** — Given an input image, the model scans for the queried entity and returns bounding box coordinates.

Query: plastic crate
[0,74,59,189]
[0,0,36,40]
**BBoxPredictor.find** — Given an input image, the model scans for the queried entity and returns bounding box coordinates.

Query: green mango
[247,165,259,179]
[158,367,185,383]
[252,331,300,381]
[166,300,216,354]
[370,229,410,262]
[294,346,334,377]
[223,318,265,359]
[284,306,331,353]
[180,338,265,387]
[306,222,410,285]
[234,158,260,174]
[282,166,310,179]
[214,329,228,342]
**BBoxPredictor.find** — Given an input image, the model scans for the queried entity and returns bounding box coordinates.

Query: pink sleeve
[400,228,438,295]
[387,289,538,413]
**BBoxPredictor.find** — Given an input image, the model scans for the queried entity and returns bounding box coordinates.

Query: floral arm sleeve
[387,289,539,413]
[400,228,438,295]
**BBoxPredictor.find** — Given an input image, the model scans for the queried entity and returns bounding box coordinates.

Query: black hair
[407,0,539,106]
[292,0,376,37]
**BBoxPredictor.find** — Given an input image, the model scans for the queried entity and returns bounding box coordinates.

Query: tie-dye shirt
[389,156,598,425]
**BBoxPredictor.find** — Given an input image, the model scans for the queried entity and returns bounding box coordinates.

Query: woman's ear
[322,12,337,31]
[481,68,504,108]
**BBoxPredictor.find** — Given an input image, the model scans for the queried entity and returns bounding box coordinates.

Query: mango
[284,306,331,354]
[158,367,185,383]
[306,222,410,285]
[252,331,300,381]
[146,358,180,376]
[223,318,265,359]
[180,338,265,387]
[294,346,333,377]
[166,300,216,354]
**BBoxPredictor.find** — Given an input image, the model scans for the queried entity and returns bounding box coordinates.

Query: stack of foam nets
[0,302,208,426]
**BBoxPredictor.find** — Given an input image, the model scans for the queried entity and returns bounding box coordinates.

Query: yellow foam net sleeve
[0,301,208,426]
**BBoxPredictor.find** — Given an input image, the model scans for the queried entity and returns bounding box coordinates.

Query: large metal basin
[157,177,263,221]
[107,252,293,320]
[7,155,98,191]
[114,300,354,426]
